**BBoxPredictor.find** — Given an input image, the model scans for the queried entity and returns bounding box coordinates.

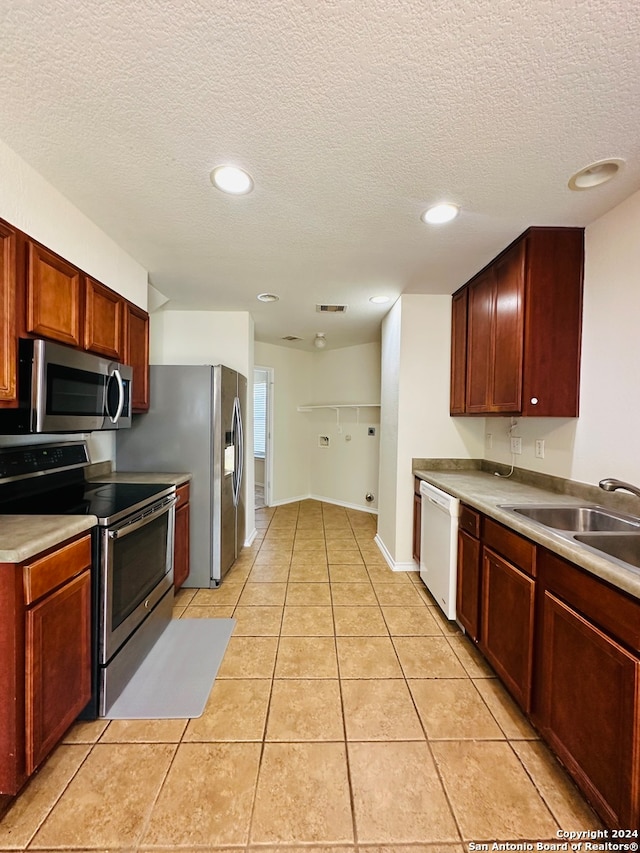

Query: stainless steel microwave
[0,339,133,434]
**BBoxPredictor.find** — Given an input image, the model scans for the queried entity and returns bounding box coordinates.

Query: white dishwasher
[419,480,460,620]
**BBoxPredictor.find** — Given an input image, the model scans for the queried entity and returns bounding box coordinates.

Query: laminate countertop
[88,471,192,487]
[0,516,97,563]
[415,468,640,601]
[0,472,191,563]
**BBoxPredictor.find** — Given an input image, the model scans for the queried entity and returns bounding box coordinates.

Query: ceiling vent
[316,304,348,314]
[281,335,302,342]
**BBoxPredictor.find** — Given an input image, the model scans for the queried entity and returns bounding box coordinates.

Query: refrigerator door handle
[232,396,242,507]
[236,397,244,500]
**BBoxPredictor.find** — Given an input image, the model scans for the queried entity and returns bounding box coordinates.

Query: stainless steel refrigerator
[116,364,246,587]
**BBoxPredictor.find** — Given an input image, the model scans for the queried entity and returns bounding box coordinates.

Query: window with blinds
[254,368,268,458]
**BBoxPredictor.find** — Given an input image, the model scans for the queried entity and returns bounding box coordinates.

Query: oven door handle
[108,495,177,540]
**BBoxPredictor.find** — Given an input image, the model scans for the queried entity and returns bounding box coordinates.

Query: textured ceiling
[1,0,639,350]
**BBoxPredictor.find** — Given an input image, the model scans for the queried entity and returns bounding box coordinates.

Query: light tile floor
[0,499,603,850]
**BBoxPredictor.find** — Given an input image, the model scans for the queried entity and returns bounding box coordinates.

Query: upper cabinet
[0,223,18,404]
[26,241,82,348]
[449,288,467,415]
[124,302,150,412]
[84,277,123,360]
[0,217,151,417]
[450,227,584,417]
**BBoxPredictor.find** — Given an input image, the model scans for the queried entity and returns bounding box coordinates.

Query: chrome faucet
[599,478,640,499]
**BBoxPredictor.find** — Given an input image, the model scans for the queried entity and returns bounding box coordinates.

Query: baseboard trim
[245,527,258,547]
[374,534,419,573]
[309,494,378,514]
[268,494,311,507]
[267,493,378,514]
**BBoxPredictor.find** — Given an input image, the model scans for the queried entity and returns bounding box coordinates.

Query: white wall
[482,188,640,488]
[378,295,485,567]
[377,301,403,556]
[150,310,253,377]
[254,342,313,504]
[150,309,255,541]
[0,138,147,309]
[307,343,381,510]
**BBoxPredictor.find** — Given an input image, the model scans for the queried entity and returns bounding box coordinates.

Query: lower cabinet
[456,505,481,641]
[173,483,191,590]
[0,533,92,795]
[25,571,91,774]
[412,477,421,563]
[535,549,640,829]
[479,547,535,712]
[454,504,640,828]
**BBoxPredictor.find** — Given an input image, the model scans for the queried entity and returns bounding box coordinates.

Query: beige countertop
[88,471,192,486]
[0,516,97,563]
[415,468,640,601]
[1,471,190,563]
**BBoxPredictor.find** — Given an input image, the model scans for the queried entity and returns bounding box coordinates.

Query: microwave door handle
[107,368,125,424]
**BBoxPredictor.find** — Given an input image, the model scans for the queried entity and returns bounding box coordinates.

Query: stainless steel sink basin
[501,504,640,532]
[574,532,640,570]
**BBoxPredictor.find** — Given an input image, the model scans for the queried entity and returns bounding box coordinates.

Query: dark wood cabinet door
[413,491,421,563]
[491,241,524,412]
[26,242,82,346]
[0,222,17,403]
[124,303,150,412]
[25,570,91,775]
[480,547,535,711]
[465,268,494,413]
[449,289,467,414]
[174,501,191,590]
[84,277,123,359]
[456,528,481,641]
[537,591,639,828]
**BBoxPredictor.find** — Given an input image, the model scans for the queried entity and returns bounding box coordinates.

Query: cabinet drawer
[539,547,640,653]
[459,504,480,538]
[483,518,535,576]
[176,483,190,509]
[23,535,92,605]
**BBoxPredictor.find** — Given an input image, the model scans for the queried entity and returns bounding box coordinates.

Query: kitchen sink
[501,504,640,532]
[574,532,640,571]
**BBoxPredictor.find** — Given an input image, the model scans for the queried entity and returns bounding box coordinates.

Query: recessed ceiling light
[369,296,390,304]
[421,203,459,225]
[257,292,279,302]
[210,165,254,195]
[568,159,624,191]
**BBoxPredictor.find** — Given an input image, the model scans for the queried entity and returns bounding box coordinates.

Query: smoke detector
[316,304,348,314]
[313,333,327,349]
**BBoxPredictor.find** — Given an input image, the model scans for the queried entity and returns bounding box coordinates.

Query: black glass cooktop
[0,442,175,525]
[83,482,174,524]
[0,479,173,524]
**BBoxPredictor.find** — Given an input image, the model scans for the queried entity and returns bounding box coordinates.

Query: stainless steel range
[0,441,176,717]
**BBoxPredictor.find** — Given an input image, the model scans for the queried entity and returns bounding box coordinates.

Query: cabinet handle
[530,397,539,405]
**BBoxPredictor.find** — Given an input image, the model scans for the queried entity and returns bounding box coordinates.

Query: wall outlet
[486,433,493,449]
[535,439,545,459]
[510,436,522,455]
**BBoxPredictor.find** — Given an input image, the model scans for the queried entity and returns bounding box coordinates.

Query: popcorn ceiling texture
[0,0,639,348]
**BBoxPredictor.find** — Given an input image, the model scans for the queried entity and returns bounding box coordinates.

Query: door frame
[254,365,274,507]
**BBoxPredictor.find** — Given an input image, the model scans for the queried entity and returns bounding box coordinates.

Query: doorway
[253,366,273,507]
